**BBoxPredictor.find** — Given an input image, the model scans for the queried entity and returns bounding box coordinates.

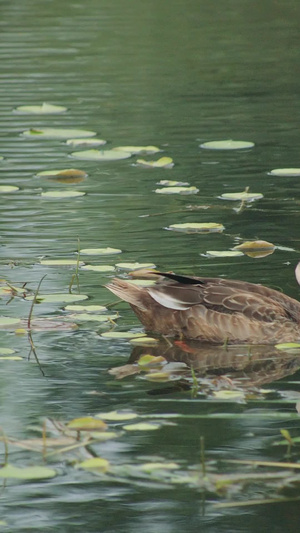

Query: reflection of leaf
[0,464,56,479]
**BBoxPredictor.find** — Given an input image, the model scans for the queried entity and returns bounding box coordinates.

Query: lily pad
[25,293,88,303]
[70,149,131,161]
[21,127,96,139]
[0,185,19,193]
[157,180,190,186]
[68,313,117,322]
[64,304,107,312]
[96,410,138,421]
[0,356,23,361]
[155,186,199,195]
[139,462,179,473]
[41,191,86,198]
[136,157,174,168]
[101,332,146,339]
[81,265,115,272]
[15,103,67,114]
[200,140,255,150]
[219,192,263,201]
[232,240,275,252]
[0,464,56,479]
[129,336,159,346]
[276,343,300,351]
[0,317,21,327]
[66,138,106,147]
[213,390,245,400]
[166,222,224,233]
[127,279,156,286]
[269,168,300,177]
[115,262,156,271]
[37,169,87,179]
[123,422,161,431]
[76,458,110,473]
[67,417,107,431]
[40,259,85,266]
[113,146,160,155]
[204,250,243,258]
[0,348,16,355]
[80,247,122,255]
[137,355,166,367]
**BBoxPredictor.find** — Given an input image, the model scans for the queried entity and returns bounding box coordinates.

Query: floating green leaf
[205,250,243,258]
[269,168,300,177]
[158,180,190,187]
[67,417,107,431]
[68,313,118,322]
[0,464,56,479]
[37,169,87,179]
[232,240,275,258]
[101,332,146,339]
[96,410,138,421]
[167,222,224,233]
[136,156,174,168]
[15,103,67,114]
[155,186,199,195]
[70,149,131,161]
[76,458,110,473]
[139,462,179,473]
[25,293,88,303]
[220,192,263,201]
[0,317,21,327]
[65,304,107,312]
[123,422,161,431]
[113,145,160,155]
[0,185,19,193]
[0,356,23,361]
[40,259,85,266]
[0,348,16,355]
[200,140,255,150]
[41,191,86,198]
[115,262,156,271]
[80,247,122,255]
[213,390,245,400]
[130,336,159,346]
[275,343,300,351]
[66,138,106,147]
[81,265,115,272]
[127,279,156,286]
[143,372,172,382]
[137,355,167,367]
[21,127,96,139]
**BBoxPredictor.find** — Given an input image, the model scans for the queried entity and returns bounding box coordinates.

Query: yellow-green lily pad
[96,410,138,421]
[232,240,275,252]
[200,140,255,150]
[275,343,300,351]
[81,265,115,272]
[0,464,56,479]
[269,168,300,177]
[157,180,190,186]
[66,138,106,147]
[213,390,245,400]
[137,355,166,367]
[0,185,19,193]
[101,331,146,340]
[80,247,122,255]
[130,336,159,346]
[0,348,16,355]
[113,145,160,155]
[21,128,96,139]
[115,262,156,271]
[155,186,199,195]
[15,103,67,114]
[40,259,85,266]
[64,304,107,312]
[205,250,243,258]
[0,356,23,361]
[139,462,179,473]
[70,149,131,161]
[76,458,110,473]
[127,279,156,286]
[0,317,21,327]
[25,293,88,303]
[123,422,161,431]
[219,191,263,201]
[41,190,86,198]
[167,222,224,233]
[37,169,87,179]
[136,157,174,168]
[67,417,107,431]
[68,313,118,322]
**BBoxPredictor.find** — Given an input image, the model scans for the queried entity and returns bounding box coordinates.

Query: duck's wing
[149,273,299,323]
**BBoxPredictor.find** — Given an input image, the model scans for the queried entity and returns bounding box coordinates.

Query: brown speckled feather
[106,271,300,344]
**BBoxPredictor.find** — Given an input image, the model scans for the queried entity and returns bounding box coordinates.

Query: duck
[106,266,300,345]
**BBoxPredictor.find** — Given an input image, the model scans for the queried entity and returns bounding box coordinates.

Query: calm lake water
[1,0,300,531]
